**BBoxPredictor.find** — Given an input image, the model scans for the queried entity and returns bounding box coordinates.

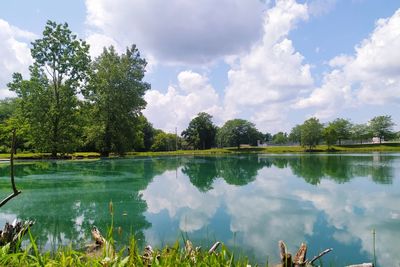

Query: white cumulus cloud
[84,0,266,65]
[295,8,400,117]
[85,32,120,59]
[223,0,313,132]
[143,70,222,132]
[84,1,400,130]
[0,19,35,98]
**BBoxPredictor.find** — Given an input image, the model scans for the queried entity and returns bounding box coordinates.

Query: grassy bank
[0,237,253,267]
[0,152,101,160]
[129,143,400,156]
[1,143,399,160]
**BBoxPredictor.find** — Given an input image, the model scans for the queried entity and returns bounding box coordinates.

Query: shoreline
[0,143,400,161]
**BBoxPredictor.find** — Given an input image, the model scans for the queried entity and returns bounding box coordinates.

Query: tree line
[174,113,398,151]
[0,21,398,155]
[285,116,397,149]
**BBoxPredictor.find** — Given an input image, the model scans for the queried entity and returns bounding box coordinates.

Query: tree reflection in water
[181,154,395,190]
[0,158,181,250]
[0,154,399,266]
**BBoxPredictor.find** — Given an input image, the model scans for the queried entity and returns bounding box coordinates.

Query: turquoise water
[0,154,399,265]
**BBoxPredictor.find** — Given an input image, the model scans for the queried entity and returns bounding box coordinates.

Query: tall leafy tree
[264,132,273,143]
[217,119,262,149]
[8,21,90,156]
[151,131,178,151]
[300,117,323,150]
[289,124,302,143]
[329,118,352,145]
[136,115,156,152]
[323,124,338,149]
[368,115,395,143]
[83,45,150,156]
[0,98,17,122]
[272,132,288,145]
[181,112,217,150]
[351,123,370,144]
[0,97,31,152]
[0,98,18,152]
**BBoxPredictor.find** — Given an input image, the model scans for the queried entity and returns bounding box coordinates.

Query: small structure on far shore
[372,137,383,144]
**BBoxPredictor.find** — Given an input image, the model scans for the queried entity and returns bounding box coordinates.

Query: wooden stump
[276,241,332,267]
[86,226,114,258]
[0,219,34,251]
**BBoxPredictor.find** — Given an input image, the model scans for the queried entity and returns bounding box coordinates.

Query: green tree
[351,123,370,144]
[264,132,273,142]
[151,131,178,151]
[300,117,323,150]
[289,124,302,143]
[0,96,33,152]
[136,116,155,152]
[368,115,395,143]
[181,112,217,150]
[8,21,90,156]
[329,118,352,145]
[0,99,18,152]
[0,98,17,122]
[83,46,150,156]
[323,124,338,149]
[217,119,262,149]
[272,132,288,145]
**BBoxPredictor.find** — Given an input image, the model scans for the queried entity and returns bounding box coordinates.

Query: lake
[1,154,400,266]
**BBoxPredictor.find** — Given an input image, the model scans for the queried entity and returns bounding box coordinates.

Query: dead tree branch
[0,129,21,208]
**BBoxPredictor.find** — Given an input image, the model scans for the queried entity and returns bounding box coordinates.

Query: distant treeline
[0,21,398,155]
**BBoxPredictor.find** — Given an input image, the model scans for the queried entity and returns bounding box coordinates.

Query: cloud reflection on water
[141,154,400,265]
[0,155,399,265]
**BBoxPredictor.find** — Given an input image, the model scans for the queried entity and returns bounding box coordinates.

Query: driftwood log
[208,241,221,254]
[0,219,34,251]
[86,226,114,258]
[142,245,155,266]
[276,240,332,267]
[142,239,221,266]
[184,240,199,262]
[276,241,373,267]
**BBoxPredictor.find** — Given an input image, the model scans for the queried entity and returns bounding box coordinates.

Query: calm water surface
[0,154,400,266]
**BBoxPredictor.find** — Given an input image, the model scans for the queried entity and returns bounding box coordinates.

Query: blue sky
[1,0,399,133]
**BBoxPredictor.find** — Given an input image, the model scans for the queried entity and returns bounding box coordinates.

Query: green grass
[0,202,257,266]
[126,148,233,157]
[1,143,399,160]
[71,152,101,158]
[332,142,400,152]
[0,152,100,160]
[0,236,256,267]
[128,143,400,157]
[0,152,50,160]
